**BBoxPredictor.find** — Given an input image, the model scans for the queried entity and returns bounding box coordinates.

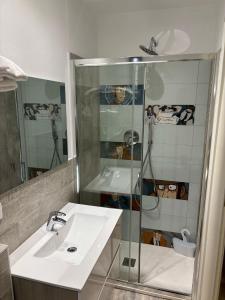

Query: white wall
[216,0,225,49]
[97,4,218,57]
[0,0,97,82]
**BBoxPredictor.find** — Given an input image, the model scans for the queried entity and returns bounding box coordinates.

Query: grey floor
[100,287,165,300]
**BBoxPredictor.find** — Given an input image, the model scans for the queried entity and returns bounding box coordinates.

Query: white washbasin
[85,167,140,194]
[10,203,122,291]
[35,213,108,265]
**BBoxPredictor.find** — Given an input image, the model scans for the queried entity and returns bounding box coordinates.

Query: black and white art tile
[145,105,195,125]
[24,103,61,120]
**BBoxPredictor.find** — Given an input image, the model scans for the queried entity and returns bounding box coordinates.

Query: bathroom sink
[35,213,108,265]
[85,167,140,194]
[10,203,122,291]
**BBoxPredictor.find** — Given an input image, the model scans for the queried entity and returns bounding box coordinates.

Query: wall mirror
[0,77,68,195]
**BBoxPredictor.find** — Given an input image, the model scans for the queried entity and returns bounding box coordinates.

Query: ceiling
[83,0,217,14]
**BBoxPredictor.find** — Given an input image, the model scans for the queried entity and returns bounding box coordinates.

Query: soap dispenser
[173,228,196,257]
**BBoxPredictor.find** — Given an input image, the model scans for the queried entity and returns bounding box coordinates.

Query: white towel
[0,56,27,81]
[0,79,17,92]
[0,56,27,92]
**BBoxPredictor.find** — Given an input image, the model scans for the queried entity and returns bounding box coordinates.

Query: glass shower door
[75,62,144,283]
[74,55,214,297]
[139,59,212,295]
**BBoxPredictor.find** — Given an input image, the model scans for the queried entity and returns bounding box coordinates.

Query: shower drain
[67,246,77,253]
[122,257,136,267]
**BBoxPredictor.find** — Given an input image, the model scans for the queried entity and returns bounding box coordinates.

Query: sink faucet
[101,166,112,177]
[46,211,66,232]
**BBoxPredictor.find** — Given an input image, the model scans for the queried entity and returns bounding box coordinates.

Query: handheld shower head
[139,37,158,56]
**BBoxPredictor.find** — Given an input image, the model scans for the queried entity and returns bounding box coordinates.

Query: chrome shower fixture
[124,130,139,147]
[139,37,158,56]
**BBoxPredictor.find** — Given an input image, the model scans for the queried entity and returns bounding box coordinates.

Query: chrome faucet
[101,166,112,177]
[46,211,66,232]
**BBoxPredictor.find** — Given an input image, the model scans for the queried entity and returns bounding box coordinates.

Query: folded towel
[0,79,17,92]
[0,66,8,72]
[0,73,17,81]
[0,56,27,81]
[0,56,27,92]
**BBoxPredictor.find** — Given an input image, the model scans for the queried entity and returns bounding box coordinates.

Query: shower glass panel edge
[73,53,215,298]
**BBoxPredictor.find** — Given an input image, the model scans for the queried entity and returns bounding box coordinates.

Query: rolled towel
[0,66,8,72]
[0,73,17,81]
[0,56,27,81]
[0,79,18,92]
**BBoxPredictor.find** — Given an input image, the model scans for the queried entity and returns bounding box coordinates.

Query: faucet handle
[56,211,66,217]
[53,211,66,221]
[47,211,66,226]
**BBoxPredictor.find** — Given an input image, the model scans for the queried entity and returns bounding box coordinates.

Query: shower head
[139,37,158,56]
[139,45,158,56]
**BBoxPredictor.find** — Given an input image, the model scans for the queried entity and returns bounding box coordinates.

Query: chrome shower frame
[72,52,217,300]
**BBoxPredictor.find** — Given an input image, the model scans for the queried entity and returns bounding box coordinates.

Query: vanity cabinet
[12,216,121,300]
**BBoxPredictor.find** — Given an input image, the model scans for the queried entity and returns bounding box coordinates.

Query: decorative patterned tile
[145,105,195,125]
[100,141,142,161]
[24,103,61,120]
[141,228,182,248]
[100,193,140,211]
[143,179,189,200]
[100,85,144,105]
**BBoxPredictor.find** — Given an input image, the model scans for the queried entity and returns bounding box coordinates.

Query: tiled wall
[0,159,76,253]
[141,60,211,241]
[98,60,211,242]
[18,78,67,175]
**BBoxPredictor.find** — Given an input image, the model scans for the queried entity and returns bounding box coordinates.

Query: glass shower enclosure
[73,54,215,296]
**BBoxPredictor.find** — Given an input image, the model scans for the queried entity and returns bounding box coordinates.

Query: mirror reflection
[0,77,67,195]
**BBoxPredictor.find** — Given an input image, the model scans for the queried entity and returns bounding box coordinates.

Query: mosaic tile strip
[100,193,140,211]
[100,85,144,105]
[145,105,195,125]
[24,103,61,120]
[100,141,141,161]
[143,179,189,200]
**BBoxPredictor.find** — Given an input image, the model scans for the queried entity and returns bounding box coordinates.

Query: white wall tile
[191,146,204,164]
[145,83,197,105]
[175,164,190,182]
[186,217,199,241]
[187,200,199,220]
[195,105,208,126]
[151,61,199,84]
[99,64,144,86]
[193,126,206,146]
[142,212,186,233]
[100,105,143,142]
[198,60,212,84]
[196,83,210,105]
[190,164,203,184]
[176,126,194,146]
[188,183,201,203]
